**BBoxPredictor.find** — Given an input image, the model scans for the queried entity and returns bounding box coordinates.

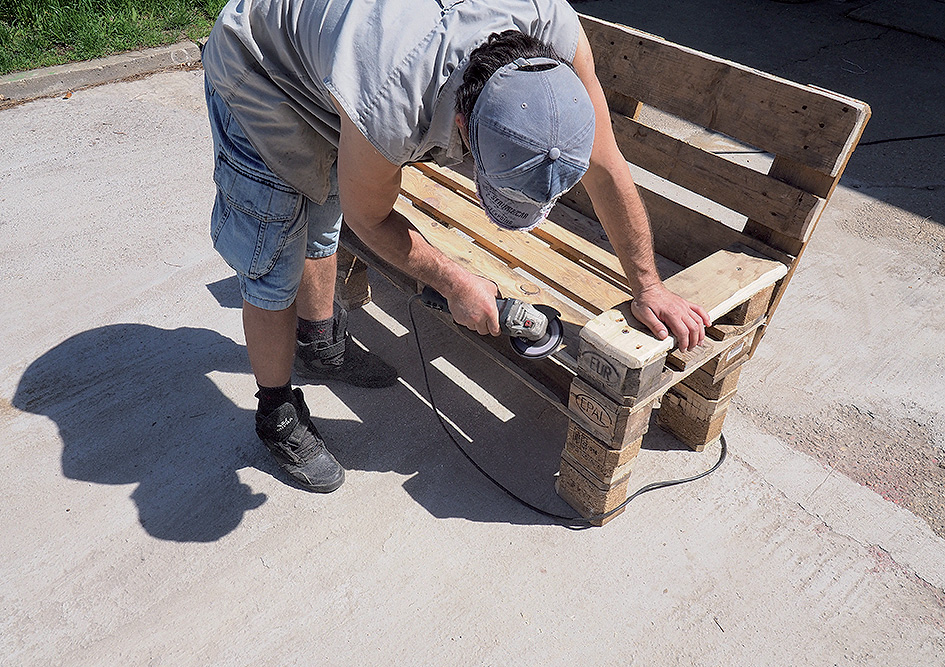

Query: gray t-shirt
[202,0,581,203]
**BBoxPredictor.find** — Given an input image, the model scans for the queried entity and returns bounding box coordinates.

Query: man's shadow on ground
[13,277,603,541]
[12,321,275,542]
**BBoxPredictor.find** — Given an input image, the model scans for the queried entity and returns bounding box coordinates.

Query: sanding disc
[510,307,563,359]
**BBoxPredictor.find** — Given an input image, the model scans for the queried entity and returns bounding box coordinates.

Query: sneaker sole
[293,468,345,493]
[293,356,398,388]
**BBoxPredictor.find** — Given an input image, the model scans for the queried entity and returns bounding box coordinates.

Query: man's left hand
[630,284,711,353]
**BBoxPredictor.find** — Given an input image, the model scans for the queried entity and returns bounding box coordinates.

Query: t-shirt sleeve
[527,0,581,63]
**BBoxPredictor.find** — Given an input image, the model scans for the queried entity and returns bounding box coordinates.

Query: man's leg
[292,171,398,388]
[294,253,399,388]
[243,300,296,388]
[242,297,344,494]
[205,78,344,493]
[296,253,337,323]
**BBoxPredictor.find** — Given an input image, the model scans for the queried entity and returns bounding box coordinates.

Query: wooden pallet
[337,15,870,525]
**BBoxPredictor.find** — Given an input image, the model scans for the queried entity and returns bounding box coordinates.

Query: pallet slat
[579,245,786,375]
[416,162,629,287]
[555,175,792,270]
[582,15,870,176]
[400,167,628,313]
[393,198,590,330]
[639,185,793,267]
[662,244,787,323]
[611,113,824,241]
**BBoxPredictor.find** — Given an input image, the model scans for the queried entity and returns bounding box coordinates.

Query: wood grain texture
[661,245,787,322]
[639,185,794,268]
[556,454,631,521]
[611,113,823,240]
[581,14,870,176]
[416,162,630,289]
[400,167,629,313]
[580,245,786,371]
[564,421,643,483]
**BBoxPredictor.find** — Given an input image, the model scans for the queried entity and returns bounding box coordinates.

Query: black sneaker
[295,309,398,388]
[255,388,344,493]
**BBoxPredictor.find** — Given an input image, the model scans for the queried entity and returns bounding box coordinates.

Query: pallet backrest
[565,15,870,320]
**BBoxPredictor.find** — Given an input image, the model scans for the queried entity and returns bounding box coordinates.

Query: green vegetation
[0,0,227,75]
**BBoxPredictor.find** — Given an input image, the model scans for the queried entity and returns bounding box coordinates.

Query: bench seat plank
[663,244,787,322]
[417,162,632,288]
[393,198,590,328]
[400,167,629,313]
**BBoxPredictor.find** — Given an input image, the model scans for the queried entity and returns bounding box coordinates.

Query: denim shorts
[205,79,343,311]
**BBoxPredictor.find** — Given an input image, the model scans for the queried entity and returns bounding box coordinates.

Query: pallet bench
[336,15,870,524]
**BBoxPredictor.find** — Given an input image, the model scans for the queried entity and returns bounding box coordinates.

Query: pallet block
[562,421,642,484]
[702,330,757,378]
[657,383,734,451]
[716,284,775,327]
[576,303,669,399]
[567,377,655,448]
[657,405,728,452]
[682,364,744,401]
[556,453,632,525]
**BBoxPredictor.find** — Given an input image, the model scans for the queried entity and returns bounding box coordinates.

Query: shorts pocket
[211,153,304,280]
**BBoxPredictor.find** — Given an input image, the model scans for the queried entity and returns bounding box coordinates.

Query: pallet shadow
[328,278,715,526]
[313,279,581,526]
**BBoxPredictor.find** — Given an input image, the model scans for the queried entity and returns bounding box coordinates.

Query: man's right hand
[443,273,501,336]
[334,107,500,336]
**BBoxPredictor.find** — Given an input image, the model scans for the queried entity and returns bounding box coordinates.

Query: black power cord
[859,132,945,147]
[406,294,728,528]
[713,132,945,156]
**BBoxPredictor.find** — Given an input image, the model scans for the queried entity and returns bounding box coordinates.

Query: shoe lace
[288,424,322,463]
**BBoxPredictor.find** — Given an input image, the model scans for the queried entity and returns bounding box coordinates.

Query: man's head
[456,31,595,231]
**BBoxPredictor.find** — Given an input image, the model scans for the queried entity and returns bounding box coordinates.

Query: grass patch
[0,0,227,75]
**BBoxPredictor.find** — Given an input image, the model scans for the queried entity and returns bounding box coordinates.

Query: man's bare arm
[334,109,500,335]
[570,27,710,351]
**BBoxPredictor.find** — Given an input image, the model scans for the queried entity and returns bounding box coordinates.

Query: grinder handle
[420,284,511,325]
[419,285,451,313]
[420,286,545,340]
[421,285,510,315]
[420,284,509,313]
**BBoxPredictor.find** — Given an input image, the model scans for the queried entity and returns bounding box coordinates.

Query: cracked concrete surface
[2,1,944,664]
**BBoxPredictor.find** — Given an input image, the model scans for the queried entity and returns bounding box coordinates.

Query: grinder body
[419,286,563,359]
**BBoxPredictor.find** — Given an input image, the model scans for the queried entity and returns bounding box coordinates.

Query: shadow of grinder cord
[406,294,728,529]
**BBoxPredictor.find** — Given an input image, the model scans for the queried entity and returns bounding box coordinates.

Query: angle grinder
[419,286,564,359]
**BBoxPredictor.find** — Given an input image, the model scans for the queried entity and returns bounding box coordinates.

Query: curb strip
[0,41,202,104]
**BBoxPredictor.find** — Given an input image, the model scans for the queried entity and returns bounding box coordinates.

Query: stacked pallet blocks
[555,307,667,525]
[556,379,656,525]
[657,345,746,451]
[658,283,772,451]
[556,287,771,525]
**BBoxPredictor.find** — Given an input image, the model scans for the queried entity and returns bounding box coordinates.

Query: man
[202,0,710,494]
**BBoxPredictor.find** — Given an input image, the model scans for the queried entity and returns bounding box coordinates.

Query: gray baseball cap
[468,57,596,231]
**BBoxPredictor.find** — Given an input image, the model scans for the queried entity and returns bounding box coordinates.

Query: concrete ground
[1,1,943,664]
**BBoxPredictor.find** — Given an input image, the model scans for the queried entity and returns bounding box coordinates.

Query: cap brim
[475,174,555,232]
